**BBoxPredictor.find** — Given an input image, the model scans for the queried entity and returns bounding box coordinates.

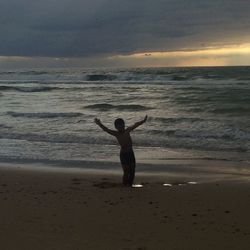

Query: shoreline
[0,158,250,184]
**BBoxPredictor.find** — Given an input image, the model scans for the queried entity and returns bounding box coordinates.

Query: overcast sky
[1,0,250,67]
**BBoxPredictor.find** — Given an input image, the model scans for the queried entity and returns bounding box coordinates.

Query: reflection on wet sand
[132,184,144,188]
[163,181,198,187]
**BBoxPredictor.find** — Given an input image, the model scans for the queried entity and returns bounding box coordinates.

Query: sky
[0,0,250,68]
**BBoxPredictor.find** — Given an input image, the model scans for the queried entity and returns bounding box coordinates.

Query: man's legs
[128,163,135,186]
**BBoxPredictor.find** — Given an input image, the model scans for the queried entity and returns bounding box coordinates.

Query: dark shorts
[120,150,136,166]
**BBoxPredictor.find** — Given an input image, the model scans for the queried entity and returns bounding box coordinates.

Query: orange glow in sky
[125,44,250,57]
[110,43,250,67]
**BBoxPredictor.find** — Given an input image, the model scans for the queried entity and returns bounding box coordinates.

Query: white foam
[188,181,197,185]
[163,183,172,187]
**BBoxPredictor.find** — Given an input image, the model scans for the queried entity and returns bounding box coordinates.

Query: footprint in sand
[137,247,147,250]
[71,178,82,185]
[93,182,122,188]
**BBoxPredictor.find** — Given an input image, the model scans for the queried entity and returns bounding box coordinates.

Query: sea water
[0,66,249,175]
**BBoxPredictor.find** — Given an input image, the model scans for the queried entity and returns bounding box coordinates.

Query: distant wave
[18,71,50,75]
[171,76,191,81]
[86,74,117,81]
[84,103,153,111]
[0,86,59,92]
[210,107,250,114]
[152,117,204,123]
[0,70,55,75]
[85,73,209,82]
[6,112,83,119]
[149,129,176,136]
[0,124,12,129]
[1,66,250,83]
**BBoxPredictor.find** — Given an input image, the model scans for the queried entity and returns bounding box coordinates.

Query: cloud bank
[1,0,250,58]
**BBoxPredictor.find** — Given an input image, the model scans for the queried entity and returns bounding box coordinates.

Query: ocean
[0,66,249,176]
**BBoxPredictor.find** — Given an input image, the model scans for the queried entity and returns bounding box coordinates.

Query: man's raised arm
[94,118,117,136]
[127,115,148,132]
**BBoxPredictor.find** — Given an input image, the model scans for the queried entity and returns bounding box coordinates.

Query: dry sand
[0,163,250,250]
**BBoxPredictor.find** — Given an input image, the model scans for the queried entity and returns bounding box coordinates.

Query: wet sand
[0,163,250,250]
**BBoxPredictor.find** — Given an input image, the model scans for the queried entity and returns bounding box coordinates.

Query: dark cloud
[0,0,250,57]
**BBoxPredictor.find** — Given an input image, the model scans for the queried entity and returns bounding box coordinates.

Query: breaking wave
[84,103,153,111]
[86,74,117,81]
[6,112,83,119]
[0,86,59,92]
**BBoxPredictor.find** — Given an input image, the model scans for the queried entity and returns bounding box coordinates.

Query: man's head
[114,118,125,132]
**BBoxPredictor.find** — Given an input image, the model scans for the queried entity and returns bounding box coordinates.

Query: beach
[0,66,249,249]
[1,0,250,247]
[1,163,250,250]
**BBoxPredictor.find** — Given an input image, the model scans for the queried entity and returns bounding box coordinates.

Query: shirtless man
[94,115,148,186]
